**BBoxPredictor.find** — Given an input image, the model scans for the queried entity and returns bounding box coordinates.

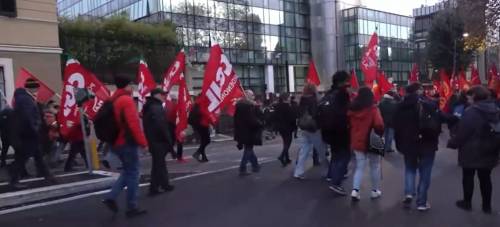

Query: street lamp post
[452,32,469,77]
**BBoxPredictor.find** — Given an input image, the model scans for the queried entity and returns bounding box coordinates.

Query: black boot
[455,200,472,211]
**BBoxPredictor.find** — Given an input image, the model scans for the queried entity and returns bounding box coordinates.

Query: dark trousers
[64,141,88,171]
[240,144,259,172]
[168,123,184,159]
[195,126,210,159]
[176,143,184,159]
[328,147,351,186]
[10,138,50,183]
[462,168,492,209]
[279,130,293,161]
[1,134,11,166]
[149,142,171,191]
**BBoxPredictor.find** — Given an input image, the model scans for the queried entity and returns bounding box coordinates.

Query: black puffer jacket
[142,97,172,145]
[393,94,442,155]
[13,88,41,139]
[448,100,500,169]
[379,94,398,128]
[273,101,297,133]
[234,100,264,146]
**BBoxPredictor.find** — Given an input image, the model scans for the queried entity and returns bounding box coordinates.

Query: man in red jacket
[102,75,149,218]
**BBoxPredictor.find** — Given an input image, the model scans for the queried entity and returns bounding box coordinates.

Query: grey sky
[362,0,441,16]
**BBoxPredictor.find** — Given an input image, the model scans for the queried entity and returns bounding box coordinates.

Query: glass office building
[57,0,311,94]
[342,7,413,84]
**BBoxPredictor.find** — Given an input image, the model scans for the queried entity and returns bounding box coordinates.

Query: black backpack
[418,100,441,138]
[316,91,348,143]
[94,97,122,144]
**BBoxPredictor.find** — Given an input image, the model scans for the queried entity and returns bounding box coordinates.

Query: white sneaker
[351,190,360,201]
[417,203,431,211]
[370,190,382,199]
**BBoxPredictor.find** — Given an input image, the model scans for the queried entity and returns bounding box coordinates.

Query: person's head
[350,87,374,111]
[466,85,491,103]
[302,84,317,97]
[279,93,290,103]
[150,88,167,102]
[245,89,255,101]
[24,78,40,97]
[332,71,351,89]
[405,82,423,96]
[114,74,133,92]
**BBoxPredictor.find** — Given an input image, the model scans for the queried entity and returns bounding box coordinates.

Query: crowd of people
[0,70,499,218]
[232,70,500,214]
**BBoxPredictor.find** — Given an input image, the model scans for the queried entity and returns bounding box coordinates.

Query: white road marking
[0,158,277,215]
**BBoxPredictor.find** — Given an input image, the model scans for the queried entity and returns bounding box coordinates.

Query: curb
[0,171,117,209]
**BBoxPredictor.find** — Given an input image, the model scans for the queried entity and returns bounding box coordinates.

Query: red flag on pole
[377,71,394,96]
[361,32,378,88]
[470,64,481,85]
[409,64,419,84]
[306,60,321,86]
[438,69,452,111]
[58,59,110,139]
[163,50,186,93]
[350,69,359,89]
[15,68,55,103]
[137,60,157,105]
[198,44,245,124]
[458,70,469,91]
[176,79,192,142]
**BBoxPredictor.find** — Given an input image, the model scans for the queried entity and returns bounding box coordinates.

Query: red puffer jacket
[112,89,148,148]
[348,106,384,152]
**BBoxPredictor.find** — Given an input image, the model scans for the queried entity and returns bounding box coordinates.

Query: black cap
[150,88,167,97]
[114,74,132,89]
[24,78,40,89]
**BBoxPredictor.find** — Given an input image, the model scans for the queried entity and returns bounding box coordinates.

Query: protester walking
[448,86,500,214]
[379,91,398,153]
[347,87,384,201]
[8,79,54,189]
[102,75,149,218]
[273,93,297,167]
[143,88,175,195]
[294,84,327,180]
[234,90,264,176]
[189,101,211,162]
[319,71,351,195]
[63,118,89,172]
[165,96,186,162]
[393,82,442,211]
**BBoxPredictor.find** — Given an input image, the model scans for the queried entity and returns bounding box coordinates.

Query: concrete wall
[0,0,62,101]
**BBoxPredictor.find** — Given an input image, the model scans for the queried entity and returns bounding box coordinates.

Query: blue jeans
[328,147,351,186]
[293,130,327,177]
[404,151,436,206]
[352,151,381,191]
[383,128,394,152]
[240,145,259,172]
[106,144,140,210]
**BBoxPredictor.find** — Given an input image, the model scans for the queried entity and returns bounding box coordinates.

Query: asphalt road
[0,133,499,227]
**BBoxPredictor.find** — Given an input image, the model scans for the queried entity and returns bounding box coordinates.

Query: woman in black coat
[273,93,297,166]
[234,90,264,176]
[448,86,500,214]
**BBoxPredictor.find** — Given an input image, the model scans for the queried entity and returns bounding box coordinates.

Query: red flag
[199,44,245,124]
[372,82,381,102]
[176,79,192,142]
[377,71,394,96]
[470,64,481,85]
[58,59,110,139]
[163,50,186,93]
[361,32,378,88]
[458,70,469,91]
[438,69,452,111]
[409,64,419,84]
[350,69,359,89]
[15,68,55,103]
[306,60,321,86]
[137,60,157,105]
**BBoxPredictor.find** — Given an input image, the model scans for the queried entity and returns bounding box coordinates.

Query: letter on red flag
[306,60,321,86]
[199,44,244,124]
[15,68,55,103]
[361,32,378,88]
